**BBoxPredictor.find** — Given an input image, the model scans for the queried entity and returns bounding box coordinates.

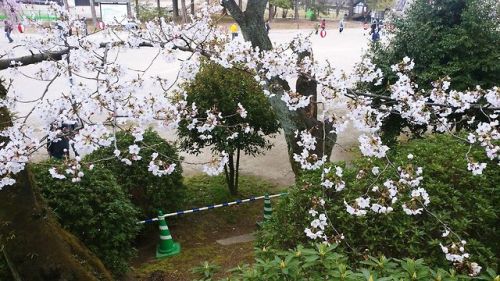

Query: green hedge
[257,134,499,269]
[217,244,499,280]
[32,161,141,276]
[85,129,184,216]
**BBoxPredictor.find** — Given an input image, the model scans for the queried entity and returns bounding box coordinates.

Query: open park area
[0,0,498,280]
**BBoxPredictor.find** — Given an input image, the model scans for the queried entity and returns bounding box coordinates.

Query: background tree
[365,0,394,11]
[270,0,293,18]
[364,0,500,144]
[173,0,179,18]
[333,0,346,18]
[222,0,338,178]
[178,62,280,195]
[294,0,299,19]
[180,0,188,22]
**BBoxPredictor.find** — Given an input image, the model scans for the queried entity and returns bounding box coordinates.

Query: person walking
[230,23,238,40]
[47,122,80,159]
[369,22,380,41]
[47,123,70,160]
[339,19,344,33]
[320,19,326,31]
[4,21,13,43]
[265,20,270,34]
[314,22,320,35]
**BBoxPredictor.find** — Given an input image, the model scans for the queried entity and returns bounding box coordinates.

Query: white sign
[100,3,128,25]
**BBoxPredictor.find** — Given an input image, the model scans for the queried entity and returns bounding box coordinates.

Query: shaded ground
[129,175,284,281]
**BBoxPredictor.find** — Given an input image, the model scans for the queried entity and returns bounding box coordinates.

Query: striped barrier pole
[137,192,287,224]
[156,210,181,259]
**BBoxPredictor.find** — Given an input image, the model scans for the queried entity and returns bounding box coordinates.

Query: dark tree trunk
[282,8,288,18]
[224,153,238,195]
[173,0,179,18]
[0,83,113,281]
[269,3,275,20]
[336,0,344,17]
[190,0,195,15]
[180,0,188,22]
[157,0,161,17]
[239,0,243,8]
[222,0,337,179]
[294,0,299,19]
[89,0,97,26]
[222,0,272,50]
[127,3,133,18]
[235,148,240,194]
[135,0,139,19]
[348,0,354,18]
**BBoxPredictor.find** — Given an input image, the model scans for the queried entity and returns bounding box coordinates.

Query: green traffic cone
[263,193,272,222]
[156,210,181,259]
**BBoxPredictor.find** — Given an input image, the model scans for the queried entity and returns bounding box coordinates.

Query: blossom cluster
[0,4,496,275]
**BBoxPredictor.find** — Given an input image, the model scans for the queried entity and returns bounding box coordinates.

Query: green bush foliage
[32,161,141,276]
[371,0,499,90]
[257,134,499,269]
[364,0,500,143]
[179,61,279,194]
[218,244,499,280]
[85,129,184,216]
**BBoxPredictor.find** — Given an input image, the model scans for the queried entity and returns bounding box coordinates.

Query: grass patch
[181,174,284,209]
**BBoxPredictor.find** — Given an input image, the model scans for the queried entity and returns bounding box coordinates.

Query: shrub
[85,129,184,216]
[32,160,141,276]
[220,244,499,280]
[257,134,499,269]
[376,0,499,90]
[179,61,279,195]
[363,0,500,143]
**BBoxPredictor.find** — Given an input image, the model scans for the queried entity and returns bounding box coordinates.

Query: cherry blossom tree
[0,0,21,22]
[0,2,498,277]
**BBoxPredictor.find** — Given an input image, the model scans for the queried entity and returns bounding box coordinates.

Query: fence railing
[137,192,288,224]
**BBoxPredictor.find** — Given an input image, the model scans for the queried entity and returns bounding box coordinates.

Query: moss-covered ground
[129,174,287,281]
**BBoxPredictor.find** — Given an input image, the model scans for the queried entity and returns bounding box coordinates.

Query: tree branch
[0,42,158,70]
[221,0,245,23]
[0,49,69,70]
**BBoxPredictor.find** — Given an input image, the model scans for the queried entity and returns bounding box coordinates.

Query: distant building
[353,2,367,15]
[74,0,91,6]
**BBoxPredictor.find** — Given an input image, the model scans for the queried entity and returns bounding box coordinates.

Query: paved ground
[216,233,255,245]
[0,26,370,186]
